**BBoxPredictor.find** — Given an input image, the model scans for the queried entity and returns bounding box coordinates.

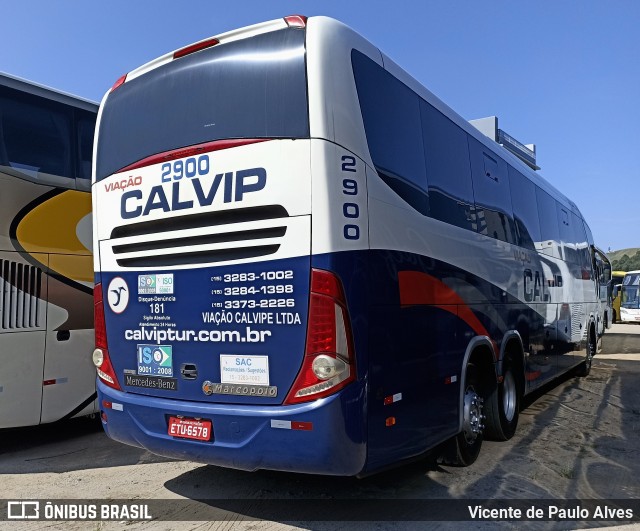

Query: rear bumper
[97,379,367,475]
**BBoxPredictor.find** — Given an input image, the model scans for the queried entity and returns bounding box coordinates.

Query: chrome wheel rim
[502,370,517,422]
[462,386,484,444]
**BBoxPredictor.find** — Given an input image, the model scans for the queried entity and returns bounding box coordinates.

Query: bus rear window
[95,28,309,181]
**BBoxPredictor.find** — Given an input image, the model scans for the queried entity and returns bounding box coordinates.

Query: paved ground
[1,324,639,530]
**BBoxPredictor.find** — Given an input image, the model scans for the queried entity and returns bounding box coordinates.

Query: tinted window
[509,168,541,251]
[77,112,95,182]
[572,211,592,273]
[535,187,561,258]
[420,100,474,230]
[352,50,429,215]
[0,86,73,185]
[97,29,309,181]
[468,137,516,244]
[556,204,577,263]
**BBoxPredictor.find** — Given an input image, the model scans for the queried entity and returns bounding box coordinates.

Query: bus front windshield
[622,286,640,308]
[622,273,640,308]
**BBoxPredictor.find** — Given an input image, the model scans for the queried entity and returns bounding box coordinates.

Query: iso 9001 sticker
[137,344,174,377]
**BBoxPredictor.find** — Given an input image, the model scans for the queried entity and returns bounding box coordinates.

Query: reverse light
[312,355,347,380]
[94,284,121,390]
[285,269,356,404]
[92,348,104,367]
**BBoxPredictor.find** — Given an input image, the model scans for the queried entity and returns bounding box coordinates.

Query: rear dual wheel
[483,355,520,441]
[439,363,485,466]
[575,327,596,377]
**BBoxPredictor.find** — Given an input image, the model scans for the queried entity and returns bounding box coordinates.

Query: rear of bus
[92,16,367,475]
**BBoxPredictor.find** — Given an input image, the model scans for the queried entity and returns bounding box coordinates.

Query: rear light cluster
[285,269,356,404]
[110,15,307,93]
[92,284,121,390]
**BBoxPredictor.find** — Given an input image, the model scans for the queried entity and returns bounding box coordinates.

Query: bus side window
[0,86,75,189]
[508,167,541,251]
[352,50,429,216]
[535,187,561,259]
[420,100,475,231]
[468,137,517,245]
[75,112,95,191]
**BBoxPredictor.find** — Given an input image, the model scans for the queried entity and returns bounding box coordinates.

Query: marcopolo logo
[107,277,129,314]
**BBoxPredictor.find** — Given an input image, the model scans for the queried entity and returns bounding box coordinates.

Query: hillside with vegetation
[607,248,640,271]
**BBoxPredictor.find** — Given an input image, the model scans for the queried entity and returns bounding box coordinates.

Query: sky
[2,1,638,253]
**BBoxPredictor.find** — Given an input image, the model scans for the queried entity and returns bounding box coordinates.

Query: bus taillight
[285,269,356,404]
[173,37,220,59]
[93,284,121,390]
[284,15,308,28]
[110,74,127,93]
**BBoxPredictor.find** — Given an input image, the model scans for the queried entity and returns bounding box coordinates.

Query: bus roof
[0,71,98,112]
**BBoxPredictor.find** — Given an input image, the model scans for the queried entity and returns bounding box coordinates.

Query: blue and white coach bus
[92,15,603,475]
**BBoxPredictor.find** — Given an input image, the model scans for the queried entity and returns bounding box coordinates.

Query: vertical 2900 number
[341,155,360,240]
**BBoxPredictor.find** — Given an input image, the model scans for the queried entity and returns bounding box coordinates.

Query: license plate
[168,417,212,441]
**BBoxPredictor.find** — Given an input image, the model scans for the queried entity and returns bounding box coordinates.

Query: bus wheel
[439,363,484,466]
[575,327,596,377]
[484,354,520,441]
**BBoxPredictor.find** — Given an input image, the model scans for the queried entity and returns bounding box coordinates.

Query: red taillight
[110,74,127,93]
[173,37,220,59]
[284,269,356,404]
[284,15,307,28]
[93,284,121,390]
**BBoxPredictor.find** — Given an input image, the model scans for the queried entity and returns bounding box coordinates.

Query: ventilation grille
[110,205,290,268]
[572,303,585,341]
[0,260,42,330]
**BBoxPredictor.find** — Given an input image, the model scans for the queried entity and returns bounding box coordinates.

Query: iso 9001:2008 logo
[138,274,173,295]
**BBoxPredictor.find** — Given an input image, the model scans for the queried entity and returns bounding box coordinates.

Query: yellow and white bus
[0,72,98,428]
[611,270,626,323]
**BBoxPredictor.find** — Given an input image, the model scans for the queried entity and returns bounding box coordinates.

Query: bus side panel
[0,331,45,427]
[41,327,96,423]
[0,251,48,428]
[367,302,465,469]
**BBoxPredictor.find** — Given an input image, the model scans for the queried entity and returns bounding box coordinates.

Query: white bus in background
[92,16,603,475]
[620,270,640,323]
[0,73,98,428]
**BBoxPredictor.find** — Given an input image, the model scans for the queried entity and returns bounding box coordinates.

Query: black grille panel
[112,227,286,255]
[116,245,280,268]
[110,205,288,239]
[0,259,42,330]
[109,205,290,268]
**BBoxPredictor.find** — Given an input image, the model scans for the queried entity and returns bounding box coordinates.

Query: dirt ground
[1,324,639,530]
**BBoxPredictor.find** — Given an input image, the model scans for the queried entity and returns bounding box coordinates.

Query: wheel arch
[498,331,526,391]
[456,336,496,434]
